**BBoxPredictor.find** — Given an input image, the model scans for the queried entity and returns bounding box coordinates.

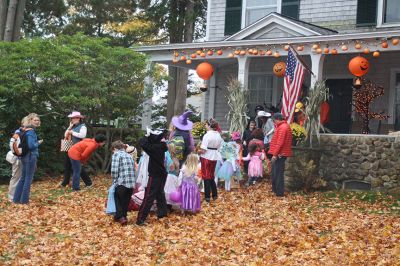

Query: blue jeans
[13,152,38,204]
[70,158,82,190]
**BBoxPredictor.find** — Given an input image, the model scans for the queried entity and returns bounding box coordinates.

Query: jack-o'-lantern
[348,56,369,77]
[273,62,286,77]
[196,62,214,80]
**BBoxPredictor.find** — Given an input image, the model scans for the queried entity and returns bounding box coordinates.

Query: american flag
[281,48,305,123]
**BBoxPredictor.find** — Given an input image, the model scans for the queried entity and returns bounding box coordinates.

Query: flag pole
[288,44,315,77]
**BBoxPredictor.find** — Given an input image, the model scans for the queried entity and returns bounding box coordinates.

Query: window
[281,0,300,19]
[356,0,377,26]
[245,0,277,26]
[225,0,242,36]
[383,0,400,24]
[394,72,400,130]
[248,74,274,117]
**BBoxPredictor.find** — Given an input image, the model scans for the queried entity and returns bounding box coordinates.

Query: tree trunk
[173,68,189,116]
[0,0,7,40]
[12,0,26,41]
[4,0,18,41]
[166,66,178,123]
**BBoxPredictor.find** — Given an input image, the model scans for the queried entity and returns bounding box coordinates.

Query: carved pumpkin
[348,56,369,77]
[196,62,214,80]
[273,62,286,77]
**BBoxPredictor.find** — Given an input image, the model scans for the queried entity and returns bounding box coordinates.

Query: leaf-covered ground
[0,177,399,265]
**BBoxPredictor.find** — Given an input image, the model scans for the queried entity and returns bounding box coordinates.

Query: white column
[237,56,250,89]
[208,74,217,118]
[141,62,154,130]
[310,53,325,87]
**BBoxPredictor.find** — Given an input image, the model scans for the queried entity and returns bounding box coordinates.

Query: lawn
[0,177,399,265]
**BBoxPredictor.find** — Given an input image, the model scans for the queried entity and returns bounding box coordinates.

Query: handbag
[60,134,73,152]
[6,151,17,164]
[105,184,117,215]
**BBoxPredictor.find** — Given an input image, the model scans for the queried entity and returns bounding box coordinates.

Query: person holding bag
[60,111,92,188]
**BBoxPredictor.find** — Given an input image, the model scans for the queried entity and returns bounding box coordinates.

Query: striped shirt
[111,150,136,188]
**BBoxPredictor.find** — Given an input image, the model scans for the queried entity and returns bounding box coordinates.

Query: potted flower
[192,121,207,141]
[290,122,307,146]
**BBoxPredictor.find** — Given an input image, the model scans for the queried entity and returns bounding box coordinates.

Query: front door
[325,79,353,133]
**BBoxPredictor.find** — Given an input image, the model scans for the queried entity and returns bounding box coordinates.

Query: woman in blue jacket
[13,113,43,204]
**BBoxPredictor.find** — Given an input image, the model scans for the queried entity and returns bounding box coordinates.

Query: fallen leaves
[0,177,399,265]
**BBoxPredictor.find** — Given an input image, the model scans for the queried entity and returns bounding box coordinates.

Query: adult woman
[199,118,223,202]
[60,111,92,187]
[13,113,43,204]
[68,134,107,191]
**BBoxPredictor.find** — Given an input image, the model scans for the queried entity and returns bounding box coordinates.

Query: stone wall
[285,134,400,193]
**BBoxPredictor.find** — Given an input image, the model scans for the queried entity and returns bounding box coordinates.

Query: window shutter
[224,0,242,36]
[281,0,300,20]
[356,0,377,26]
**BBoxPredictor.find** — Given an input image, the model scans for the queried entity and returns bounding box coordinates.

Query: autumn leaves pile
[0,177,399,265]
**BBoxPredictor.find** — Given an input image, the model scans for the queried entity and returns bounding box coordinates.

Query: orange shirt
[68,138,99,163]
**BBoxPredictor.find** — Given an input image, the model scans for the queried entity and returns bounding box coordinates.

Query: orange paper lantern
[348,56,369,77]
[373,51,380,57]
[323,47,329,54]
[180,56,186,61]
[331,48,338,55]
[355,43,362,49]
[273,62,286,77]
[284,45,290,51]
[196,62,214,80]
[381,41,388,48]
[191,53,197,59]
[240,50,246,56]
[363,48,370,54]
[392,38,399,45]
[207,50,213,56]
[186,59,192,64]
[297,46,304,51]
[266,50,272,56]
[228,53,234,58]
[217,50,223,55]
[341,45,348,51]
[273,51,280,58]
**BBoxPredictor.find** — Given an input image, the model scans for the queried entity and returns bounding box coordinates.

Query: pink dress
[243,151,264,177]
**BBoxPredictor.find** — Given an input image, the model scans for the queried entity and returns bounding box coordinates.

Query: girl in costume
[164,143,181,205]
[242,141,265,186]
[177,154,201,213]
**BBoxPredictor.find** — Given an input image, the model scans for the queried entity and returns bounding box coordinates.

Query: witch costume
[136,128,169,226]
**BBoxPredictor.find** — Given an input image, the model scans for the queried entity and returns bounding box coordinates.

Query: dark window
[356,0,377,26]
[281,0,300,19]
[225,0,242,36]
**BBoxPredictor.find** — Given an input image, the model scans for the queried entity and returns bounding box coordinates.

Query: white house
[138,0,400,134]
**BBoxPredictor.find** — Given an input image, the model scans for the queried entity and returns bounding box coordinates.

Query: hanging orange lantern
[207,50,213,56]
[381,41,388,48]
[348,56,369,77]
[196,62,214,80]
[316,48,322,54]
[217,50,223,55]
[191,53,197,59]
[373,51,380,57]
[273,51,280,58]
[180,55,187,61]
[331,48,338,55]
[284,45,290,51]
[172,58,179,64]
[234,50,240,55]
[200,52,206,58]
[297,46,304,51]
[323,47,329,54]
[392,38,399,45]
[186,59,192,64]
[260,50,265,55]
[174,51,179,57]
[320,101,330,125]
[355,43,362,49]
[363,48,370,54]
[228,53,234,58]
[252,49,258,55]
[273,62,286,77]
[196,50,202,55]
[341,45,348,51]
[266,50,272,56]
[240,50,246,56]
[312,44,319,50]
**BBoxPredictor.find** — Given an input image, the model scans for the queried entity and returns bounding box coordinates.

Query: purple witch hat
[172,110,193,131]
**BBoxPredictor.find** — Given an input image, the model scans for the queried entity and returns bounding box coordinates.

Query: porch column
[310,54,325,87]
[208,74,217,118]
[237,57,250,89]
[141,62,154,130]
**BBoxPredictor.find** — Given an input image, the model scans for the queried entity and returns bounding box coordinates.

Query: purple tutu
[180,176,201,213]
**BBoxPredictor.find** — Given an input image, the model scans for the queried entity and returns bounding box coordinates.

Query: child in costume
[177,154,201,213]
[216,132,242,191]
[136,128,169,226]
[242,141,265,186]
[164,143,181,205]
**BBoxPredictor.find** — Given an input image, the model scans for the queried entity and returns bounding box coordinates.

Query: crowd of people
[5,107,293,227]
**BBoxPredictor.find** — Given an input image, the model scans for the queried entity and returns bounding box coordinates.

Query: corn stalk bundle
[225,78,249,134]
[304,80,329,147]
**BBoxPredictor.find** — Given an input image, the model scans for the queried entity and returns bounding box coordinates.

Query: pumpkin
[348,56,369,77]
[196,62,214,80]
[320,101,330,125]
[273,62,286,77]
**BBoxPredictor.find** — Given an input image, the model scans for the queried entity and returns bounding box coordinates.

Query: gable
[226,12,336,41]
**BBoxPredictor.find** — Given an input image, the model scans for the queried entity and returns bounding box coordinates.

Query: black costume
[136,131,168,225]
